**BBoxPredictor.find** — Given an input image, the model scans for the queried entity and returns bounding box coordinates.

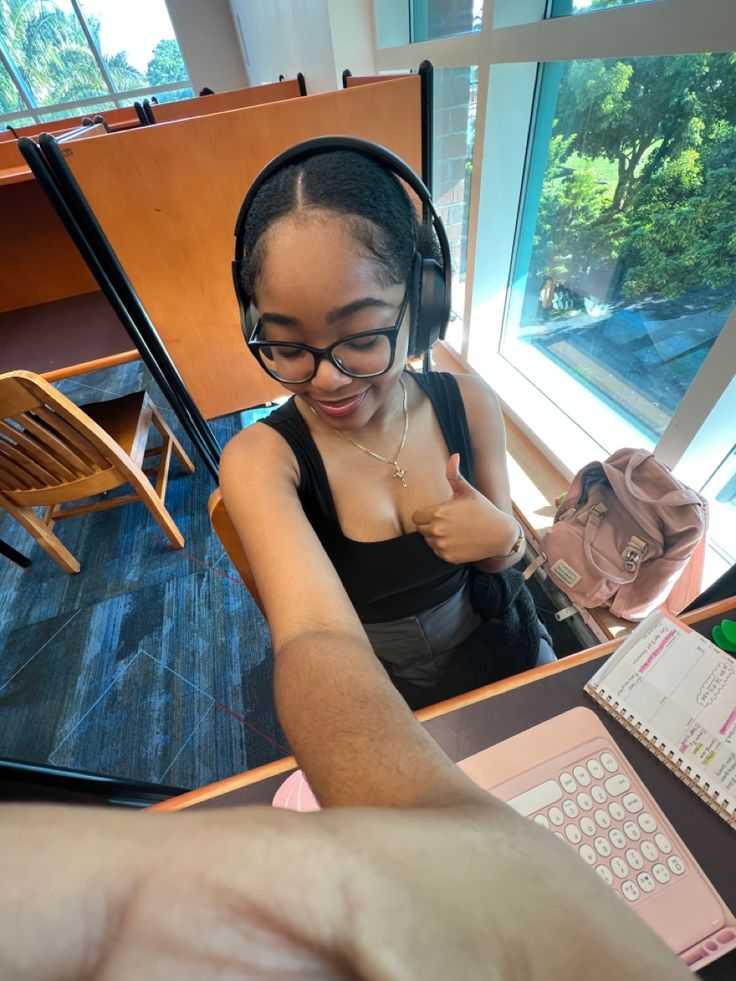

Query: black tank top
[260,372,475,623]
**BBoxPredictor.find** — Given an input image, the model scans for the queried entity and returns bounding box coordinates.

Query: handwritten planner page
[586,611,736,812]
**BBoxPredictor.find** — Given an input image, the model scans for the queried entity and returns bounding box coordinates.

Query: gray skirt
[363,584,483,689]
[363,583,556,690]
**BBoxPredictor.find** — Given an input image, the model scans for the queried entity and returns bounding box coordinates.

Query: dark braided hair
[241,150,437,353]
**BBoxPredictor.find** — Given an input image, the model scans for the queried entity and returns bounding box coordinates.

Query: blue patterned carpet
[0,361,288,790]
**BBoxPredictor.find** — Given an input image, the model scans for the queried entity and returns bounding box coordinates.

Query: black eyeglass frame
[246,281,411,384]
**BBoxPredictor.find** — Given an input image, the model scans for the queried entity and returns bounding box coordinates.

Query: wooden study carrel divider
[148,77,305,124]
[51,76,425,420]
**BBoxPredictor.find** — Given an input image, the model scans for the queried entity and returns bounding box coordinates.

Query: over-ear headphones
[232,135,451,360]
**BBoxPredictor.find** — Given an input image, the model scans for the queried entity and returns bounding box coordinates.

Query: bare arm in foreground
[0,629,688,981]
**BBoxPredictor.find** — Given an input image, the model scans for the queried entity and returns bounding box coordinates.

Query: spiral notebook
[584,609,736,829]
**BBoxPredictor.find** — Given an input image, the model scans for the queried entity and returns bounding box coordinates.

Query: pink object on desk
[272,769,319,812]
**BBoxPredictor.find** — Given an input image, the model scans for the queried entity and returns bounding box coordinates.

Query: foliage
[531,51,736,302]
[0,0,184,116]
[146,39,186,88]
[622,124,736,299]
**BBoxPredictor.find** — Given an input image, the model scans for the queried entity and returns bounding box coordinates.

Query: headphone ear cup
[412,257,446,356]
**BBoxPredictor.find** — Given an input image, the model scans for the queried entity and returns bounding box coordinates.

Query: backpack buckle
[622,536,647,572]
[578,502,607,526]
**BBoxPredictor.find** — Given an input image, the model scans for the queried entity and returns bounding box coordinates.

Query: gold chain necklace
[307,378,409,487]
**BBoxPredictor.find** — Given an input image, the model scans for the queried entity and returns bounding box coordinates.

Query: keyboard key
[594,836,612,858]
[611,856,628,879]
[622,880,640,902]
[668,855,686,876]
[591,785,607,804]
[579,844,596,866]
[600,752,618,772]
[593,808,611,829]
[565,825,582,844]
[577,792,593,811]
[626,848,644,871]
[638,812,657,833]
[604,774,631,796]
[587,759,605,779]
[609,802,625,821]
[534,814,550,829]
[654,833,672,855]
[560,772,576,793]
[573,765,591,787]
[637,871,656,893]
[548,806,564,826]
[596,864,613,885]
[609,828,626,850]
[553,831,565,841]
[507,780,562,816]
[623,793,643,813]
[563,799,579,819]
[641,840,658,862]
[623,821,641,842]
[580,817,596,837]
[652,863,670,884]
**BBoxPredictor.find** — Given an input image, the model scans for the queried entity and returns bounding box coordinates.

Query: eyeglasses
[247,283,410,384]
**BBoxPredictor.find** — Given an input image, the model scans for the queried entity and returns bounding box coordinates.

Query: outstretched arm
[219,423,486,809]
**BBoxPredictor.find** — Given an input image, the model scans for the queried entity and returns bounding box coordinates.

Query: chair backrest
[208,487,264,615]
[0,370,132,506]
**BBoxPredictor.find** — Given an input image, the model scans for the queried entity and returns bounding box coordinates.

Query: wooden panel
[0,181,97,312]
[0,139,24,171]
[60,78,424,419]
[346,74,407,87]
[150,79,302,124]
[7,106,138,141]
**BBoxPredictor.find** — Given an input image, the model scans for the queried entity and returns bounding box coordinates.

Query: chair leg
[150,405,195,474]
[127,470,185,549]
[0,496,80,573]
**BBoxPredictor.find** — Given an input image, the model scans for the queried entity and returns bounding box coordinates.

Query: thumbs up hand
[411,454,520,565]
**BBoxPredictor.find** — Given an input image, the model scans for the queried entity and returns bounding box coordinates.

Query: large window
[411,0,483,41]
[504,52,736,442]
[433,66,477,348]
[0,0,191,125]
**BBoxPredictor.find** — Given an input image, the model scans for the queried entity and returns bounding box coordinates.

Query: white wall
[165,0,249,92]
[229,0,375,93]
[327,0,376,78]
[230,0,334,92]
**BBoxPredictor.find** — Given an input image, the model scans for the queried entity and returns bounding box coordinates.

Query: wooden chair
[208,488,264,615]
[0,370,194,573]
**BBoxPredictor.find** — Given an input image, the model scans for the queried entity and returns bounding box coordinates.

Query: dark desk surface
[151,600,736,978]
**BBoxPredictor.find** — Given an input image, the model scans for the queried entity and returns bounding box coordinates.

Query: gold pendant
[392,466,407,488]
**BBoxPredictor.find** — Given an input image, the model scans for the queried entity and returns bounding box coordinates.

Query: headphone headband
[233,135,451,357]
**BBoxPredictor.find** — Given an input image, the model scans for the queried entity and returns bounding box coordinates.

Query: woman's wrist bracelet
[493,520,525,559]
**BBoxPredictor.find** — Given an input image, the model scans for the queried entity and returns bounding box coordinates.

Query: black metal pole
[19,137,221,480]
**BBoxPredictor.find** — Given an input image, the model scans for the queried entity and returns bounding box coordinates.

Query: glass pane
[412,0,483,42]
[77,0,189,93]
[149,87,194,105]
[0,59,26,117]
[40,102,116,121]
[2,0,109,105]
[433,66,477,349]
[504,53,736,441]
[702,445,736,565]
[550,0,658,14]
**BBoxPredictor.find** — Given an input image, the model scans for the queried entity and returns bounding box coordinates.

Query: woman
[221,140,553,709]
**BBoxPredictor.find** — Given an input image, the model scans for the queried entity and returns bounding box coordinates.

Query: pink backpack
[542,449,708,621]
